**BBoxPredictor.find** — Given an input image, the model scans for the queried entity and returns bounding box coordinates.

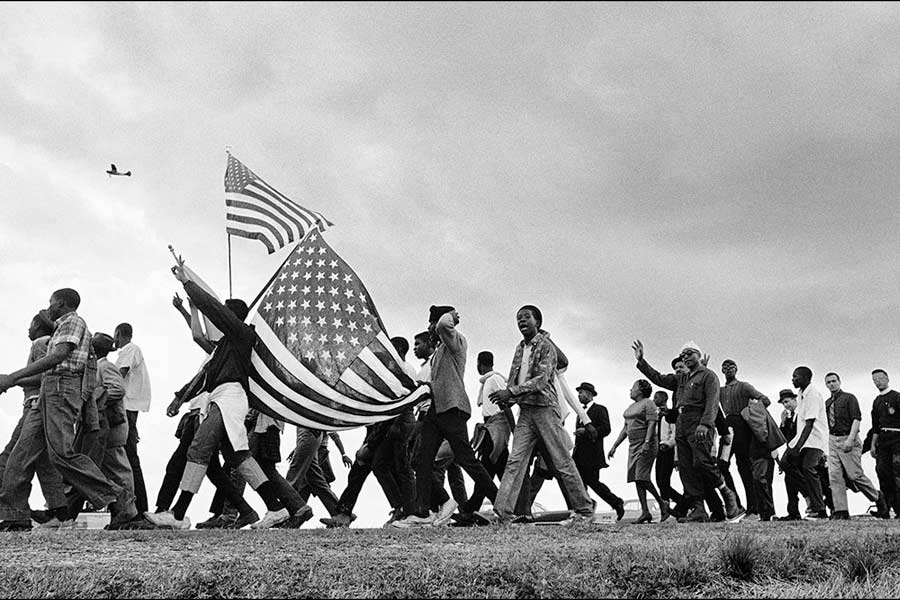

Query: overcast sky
[2,2,898,525]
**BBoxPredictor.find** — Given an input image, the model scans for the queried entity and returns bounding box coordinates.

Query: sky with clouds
[2,3,899,525]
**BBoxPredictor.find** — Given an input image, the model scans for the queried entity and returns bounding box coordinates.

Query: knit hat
[429,305,455,323]
[680,341,702,356]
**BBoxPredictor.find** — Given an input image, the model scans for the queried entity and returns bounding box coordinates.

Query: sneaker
[278,506,314,529]
[225,510,260,530]
[381,510,401,529]
[511,514,535,525]
[830,510,850,521]
[250,508,289,529]
[391,512,436,528]
[433,498,458,527]
[143,510,191,530]
[107,516,158,531]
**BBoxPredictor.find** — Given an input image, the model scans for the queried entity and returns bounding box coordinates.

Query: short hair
[653,390,668,402]
[31,312,54,338]
[825,372,840,381]
[413,331,431,343]
[224,299,249,321]
[390,336,409,356]
[517,305,543,328]
[636,379,652,399]
[477,351,494,368]
[115,322,133,338]
[52,288,81,310]
[670,357,683,370]
[872,369,889,378]
[795,366,813,381]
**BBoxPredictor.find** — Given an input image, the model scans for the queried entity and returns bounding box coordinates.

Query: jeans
[180,402,267,494]
[0,401,67,511]
[414,407,497,517]
[287,427,339,516]
[783,447,826,513]
[675,409,723,504]
[494,404,591,519]
[125,410,149,514]
[0,374,130,521]
[828,435,879,512]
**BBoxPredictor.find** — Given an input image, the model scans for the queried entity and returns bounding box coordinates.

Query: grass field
[2,519,899,598]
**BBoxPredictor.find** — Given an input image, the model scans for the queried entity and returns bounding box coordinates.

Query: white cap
[680,341,702,355]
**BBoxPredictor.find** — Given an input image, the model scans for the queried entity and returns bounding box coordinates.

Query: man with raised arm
[631,339,744,523]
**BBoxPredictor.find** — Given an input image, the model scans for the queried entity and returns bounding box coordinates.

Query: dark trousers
[432,442,469,510]
[676,409,724,505]
[371,410,416,515]
[875,431,900,514]
[654,446,685,506]
[125,410,148,514]
[783,448,826,513]
[751,457,775,519]
[414,407,497,516]
[334,425,384,515]
[576,461,623,510]
[466,433,509,512]
[726,415,758,513]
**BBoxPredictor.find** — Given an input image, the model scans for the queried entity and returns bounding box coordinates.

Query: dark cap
[91,332,115,355]
[429,305,455,323]
[778,389,797,403]
[722,359,737,368]
[575,382,597,396]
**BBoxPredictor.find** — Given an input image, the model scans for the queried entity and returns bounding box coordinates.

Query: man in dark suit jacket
[573,382,625,520]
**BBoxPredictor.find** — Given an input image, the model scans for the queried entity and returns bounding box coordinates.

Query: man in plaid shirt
[0,288,138,531]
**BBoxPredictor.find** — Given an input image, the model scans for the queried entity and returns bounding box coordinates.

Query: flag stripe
[253,317,408,410]
[226,195,299,241]
[249,180,318,230]
[251,178,333,228]
[372,332,416,389]
[229,186,307,237]
[226,226,276,254]
[358,347,408,397]
[226,213,286,248]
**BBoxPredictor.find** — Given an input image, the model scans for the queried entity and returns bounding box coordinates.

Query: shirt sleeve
[99,362,126,402]
[645,399,659,422]
[53,316,84,349]
[435,313,463,354]
[115,344,140,370]
[701,371,721,428]
[847,394,862,423]
[872,398,882,431]
[742,382,770,406]
[636,359,679,392]
[184,280,253,344]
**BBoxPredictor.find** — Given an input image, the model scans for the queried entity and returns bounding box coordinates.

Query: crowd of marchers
[0,269,897,531]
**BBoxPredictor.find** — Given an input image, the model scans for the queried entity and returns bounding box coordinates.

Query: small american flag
[225,154,333,254]
[247,230,430,430]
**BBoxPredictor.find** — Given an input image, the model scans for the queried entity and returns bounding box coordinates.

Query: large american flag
[225,154,333,254]
[246,230,430,430]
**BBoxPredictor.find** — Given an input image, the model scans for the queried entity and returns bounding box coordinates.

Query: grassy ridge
[2,520,899,598]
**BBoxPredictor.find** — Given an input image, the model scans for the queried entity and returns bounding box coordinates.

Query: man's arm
[791,419,815,452]
[700,372,720,429]
[99,362,126,403]
[0,342,75,392]
[189,300,215,354]
[595,405,612,438]
[503,406,516,432]
[173,293,192,328]
[183,280,251,342]
[743,382,770,407]
[636,359,678,392]
[551,339,569,371]
[435,311,463,354]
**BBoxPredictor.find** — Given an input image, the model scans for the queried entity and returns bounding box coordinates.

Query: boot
[870,491,891,519]
[677,500,709,523]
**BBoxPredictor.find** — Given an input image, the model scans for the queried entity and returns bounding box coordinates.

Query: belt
[47,370,84,376]
[882,428,900,433]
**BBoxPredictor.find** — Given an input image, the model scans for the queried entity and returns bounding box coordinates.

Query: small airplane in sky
[106,163,132,177]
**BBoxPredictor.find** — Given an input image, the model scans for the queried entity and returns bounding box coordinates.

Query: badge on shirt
[890,406,896,416]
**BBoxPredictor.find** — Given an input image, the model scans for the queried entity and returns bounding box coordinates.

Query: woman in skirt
[609,379,670,523]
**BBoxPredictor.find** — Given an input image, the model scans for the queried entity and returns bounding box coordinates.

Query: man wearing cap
[572,382,624,519]
[824,372,885,520]
[393,306,498,528]
[871,369,900,518]
[631,340,744,523]
[719,359,770,518]
[490,305,593,524]
[780,367,829,519]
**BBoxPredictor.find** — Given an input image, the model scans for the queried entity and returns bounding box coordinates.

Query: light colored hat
[680,341,702,355]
